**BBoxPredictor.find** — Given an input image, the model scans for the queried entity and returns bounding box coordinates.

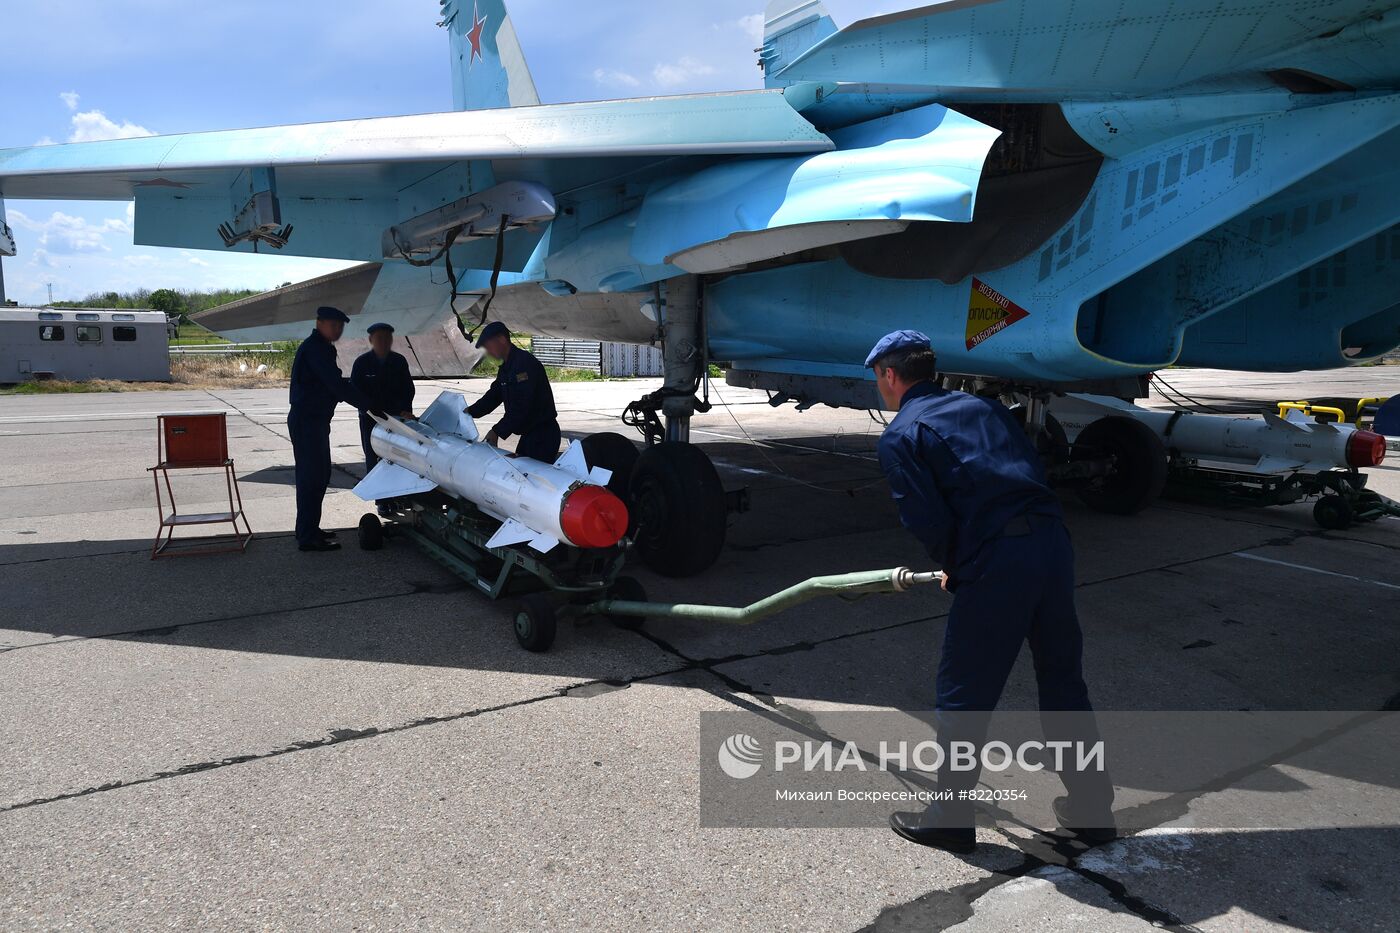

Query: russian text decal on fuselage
[966,278,1029,350]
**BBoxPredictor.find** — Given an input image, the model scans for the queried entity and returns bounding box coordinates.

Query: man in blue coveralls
[350,322,416,472]
[287,307,379,553]
[867,330,1115,854]
[466,322,561,462]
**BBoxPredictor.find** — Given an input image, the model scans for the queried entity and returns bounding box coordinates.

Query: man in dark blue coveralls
[868,331,1115,854]
[287,307,378,553]
[466,322,561,462]
[350,322,417,472]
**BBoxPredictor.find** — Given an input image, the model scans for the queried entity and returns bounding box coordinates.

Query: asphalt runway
[2,369,1399,931]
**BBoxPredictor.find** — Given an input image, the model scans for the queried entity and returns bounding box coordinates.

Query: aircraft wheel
[629,442,726,578]
[358,513,385,551]
[1313,495,1354,530]
[581,432,641,500]
[513,594,558,653]
[605,576,648,630]
[1071,417,1167,515]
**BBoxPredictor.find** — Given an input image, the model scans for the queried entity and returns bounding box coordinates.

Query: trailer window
[38,311,63,321]
[77,325,102,343]
[113,326,138,342]
[112,314,136,322]
[76,313,101,322]
[39,325,65,341]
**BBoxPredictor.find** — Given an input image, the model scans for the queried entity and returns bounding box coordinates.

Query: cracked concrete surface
[2,368,1399,931]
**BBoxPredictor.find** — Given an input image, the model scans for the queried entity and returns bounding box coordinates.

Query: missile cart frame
[357,495,644,653]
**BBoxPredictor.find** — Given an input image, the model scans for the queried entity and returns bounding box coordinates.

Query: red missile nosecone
[559,485,631,549]
[1346,430,1387,469]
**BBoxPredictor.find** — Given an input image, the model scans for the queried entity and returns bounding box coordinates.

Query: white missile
[352,392,630,553]
[1054,395,1388,473]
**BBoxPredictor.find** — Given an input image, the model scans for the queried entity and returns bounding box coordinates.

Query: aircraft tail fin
[440,0,540,111]
[761,0,838,86]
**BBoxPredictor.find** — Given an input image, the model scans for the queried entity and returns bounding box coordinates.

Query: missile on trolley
[1054,395,1388,473]
[352,392,629,553]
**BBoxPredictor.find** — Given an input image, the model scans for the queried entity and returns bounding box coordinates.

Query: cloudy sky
[3,0,893,306]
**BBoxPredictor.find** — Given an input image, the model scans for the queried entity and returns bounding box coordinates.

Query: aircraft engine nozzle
[1347,430,1387,468]
[559,485,630,550]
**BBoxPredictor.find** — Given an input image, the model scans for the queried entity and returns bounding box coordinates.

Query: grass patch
[169,322,229,346]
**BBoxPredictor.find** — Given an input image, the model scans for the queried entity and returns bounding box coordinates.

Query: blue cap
[865,330,933,368]
[366,322,395,335]
[316,306,350,323]
[475,321,509,348]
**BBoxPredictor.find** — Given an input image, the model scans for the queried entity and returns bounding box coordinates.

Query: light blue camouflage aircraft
[3,0,1399,572]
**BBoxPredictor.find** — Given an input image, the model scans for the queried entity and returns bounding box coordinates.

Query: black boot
[889,811,976,854]
[1052,796,1117,845]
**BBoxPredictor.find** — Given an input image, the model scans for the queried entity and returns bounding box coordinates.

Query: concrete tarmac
[2,369,1399,931]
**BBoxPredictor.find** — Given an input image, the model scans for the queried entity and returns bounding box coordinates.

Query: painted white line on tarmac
[1232,551,1400,591]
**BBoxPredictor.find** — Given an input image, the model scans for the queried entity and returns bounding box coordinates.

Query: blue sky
[3,0,891,306]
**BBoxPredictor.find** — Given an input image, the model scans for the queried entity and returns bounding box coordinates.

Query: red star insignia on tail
[466,2,489,65]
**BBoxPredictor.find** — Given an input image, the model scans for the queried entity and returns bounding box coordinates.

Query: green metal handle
[586,567,942,626]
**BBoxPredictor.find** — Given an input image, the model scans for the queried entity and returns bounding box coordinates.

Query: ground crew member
[866,331,1115,854]
[287,307,378,553]
[467,321,561,462]
[351,322,416,472]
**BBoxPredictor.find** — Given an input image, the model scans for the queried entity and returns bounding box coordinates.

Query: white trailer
[0,308,171,383]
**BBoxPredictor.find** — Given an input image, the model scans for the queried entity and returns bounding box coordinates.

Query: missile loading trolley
[353,391,941,652]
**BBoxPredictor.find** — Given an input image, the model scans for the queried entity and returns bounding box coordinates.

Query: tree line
[57,285,290,321]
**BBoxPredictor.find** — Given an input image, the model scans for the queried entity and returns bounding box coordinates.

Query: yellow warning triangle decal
[966,278,1030,350]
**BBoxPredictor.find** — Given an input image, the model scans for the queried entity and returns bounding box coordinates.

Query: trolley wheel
[1313,495,1354,530]
[580,432,641,500]
[1070,416,1168,515]
[358,513,385,551]
[513,593,558,653]
[606,576,648,630]
[629,442,727,578]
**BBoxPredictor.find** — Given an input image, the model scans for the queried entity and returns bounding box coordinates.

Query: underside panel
[1178,226,1400,370]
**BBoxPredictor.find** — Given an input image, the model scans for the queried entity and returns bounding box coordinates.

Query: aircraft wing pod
[0,90,833,201]
[775,0,1400,98]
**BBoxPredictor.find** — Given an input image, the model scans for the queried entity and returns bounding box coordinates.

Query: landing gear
[629,442,728,577]
[617,274,732,578]
[1070,416,1168,515]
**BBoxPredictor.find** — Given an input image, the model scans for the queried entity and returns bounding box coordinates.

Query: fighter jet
[3,0,1398,574]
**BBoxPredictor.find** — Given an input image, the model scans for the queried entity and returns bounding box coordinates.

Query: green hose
[585,567,941,626]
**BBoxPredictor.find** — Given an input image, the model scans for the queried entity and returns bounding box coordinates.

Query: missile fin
[419,391,479,441]
[485,518,538,550]
[376,414,431,442]
[1264,412,1305,432]
[529,533,561,553]
[554,440,613,486]
[1254,455,1306,474]
[553,441,590,479]
[352,460,438,502]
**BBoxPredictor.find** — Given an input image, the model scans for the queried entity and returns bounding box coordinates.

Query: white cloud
[68,109,155,143]
[9,209,128,254]
[180,250,210,267]
[592,67,640,88]
[736,13,765,43]
[59,91,80,111]
[652,56,718,87]
[33,136,56,147]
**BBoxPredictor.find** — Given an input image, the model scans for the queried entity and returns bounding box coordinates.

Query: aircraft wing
[776,0,1400,98]
[0,90,832,202]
